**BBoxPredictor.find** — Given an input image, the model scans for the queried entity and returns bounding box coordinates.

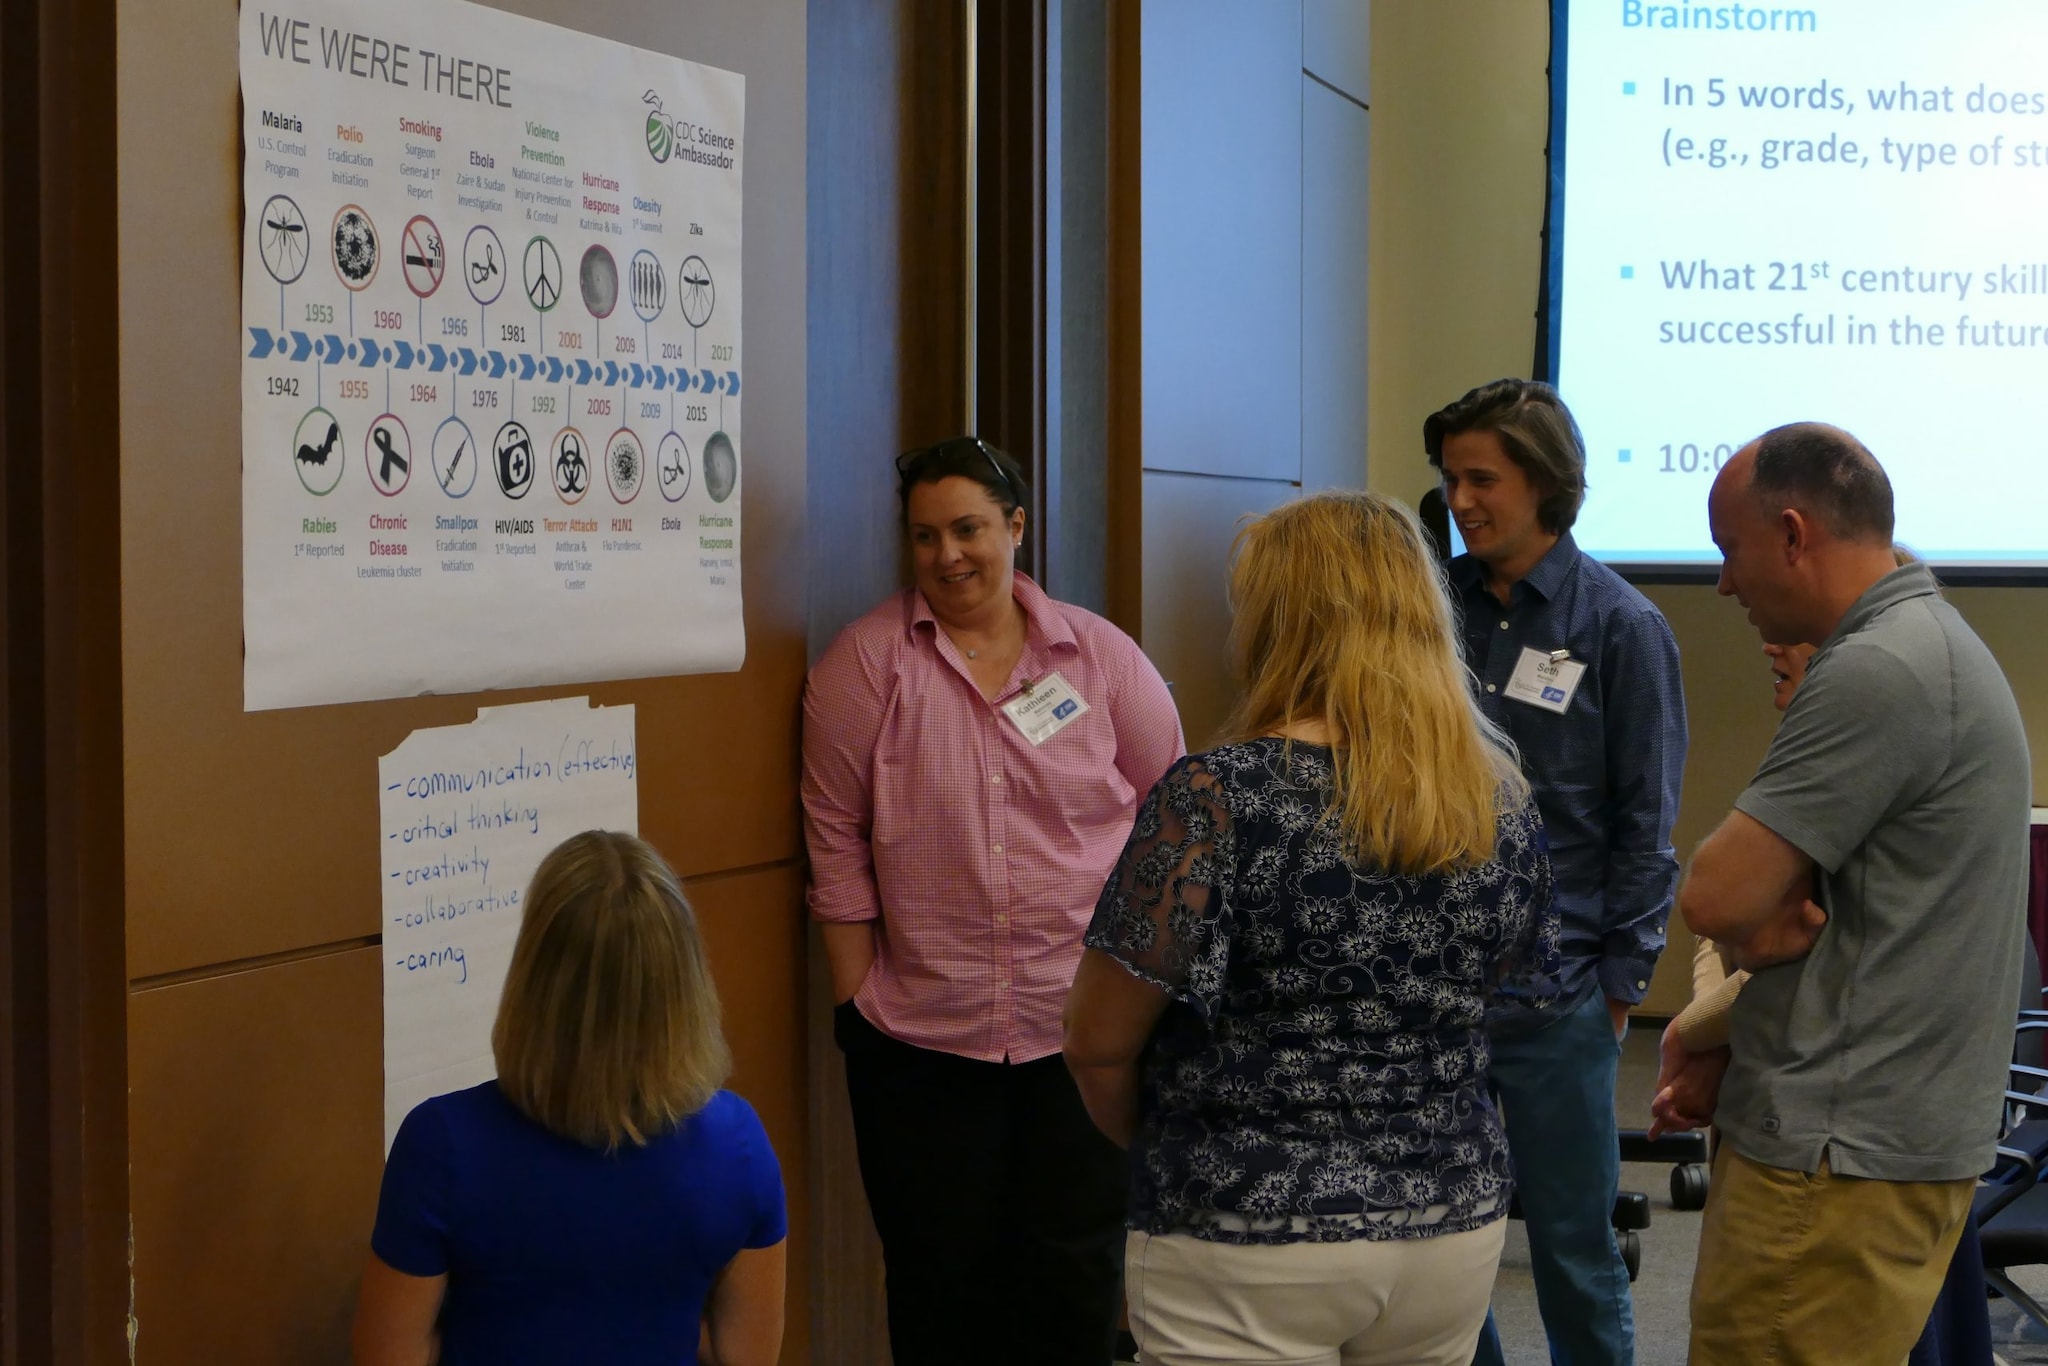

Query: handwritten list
[379,696,638,1147]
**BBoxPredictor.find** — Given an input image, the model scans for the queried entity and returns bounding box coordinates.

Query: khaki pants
[1126,1221,1506,1366]
[1689,1148,1974,1366]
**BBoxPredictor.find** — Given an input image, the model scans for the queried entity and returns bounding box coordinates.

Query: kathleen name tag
[1504,647,1587,715]
[1002,671,1091,746]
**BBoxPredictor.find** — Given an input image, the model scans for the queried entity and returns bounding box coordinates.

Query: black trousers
[835,1001,1127,1366]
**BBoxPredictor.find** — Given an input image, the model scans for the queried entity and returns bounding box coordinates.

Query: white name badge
[1002,671,1091,746]
[1504,647,1587,715]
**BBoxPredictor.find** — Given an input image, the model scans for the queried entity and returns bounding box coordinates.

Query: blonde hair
[492,830,730,1150]
[1220,490,1528,874]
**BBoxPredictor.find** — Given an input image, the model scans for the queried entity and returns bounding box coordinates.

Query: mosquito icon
[679,255,715,328]
[260,194,308,284]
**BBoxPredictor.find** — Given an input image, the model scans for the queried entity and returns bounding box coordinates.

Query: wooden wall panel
[687,865,815,1366]
[126,868,812,1363]
[129,948,384,1365]
[805,2,969,1359]
[117,0,812,1361]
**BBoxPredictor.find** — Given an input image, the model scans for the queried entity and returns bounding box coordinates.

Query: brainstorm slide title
[253,12,516,108]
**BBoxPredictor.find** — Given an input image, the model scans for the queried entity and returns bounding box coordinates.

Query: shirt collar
[1817,561,1941,653]
[906,571,1077,653]
[1449,532,1580,606]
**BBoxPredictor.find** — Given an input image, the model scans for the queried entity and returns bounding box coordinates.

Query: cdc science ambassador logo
[640,90,737,171]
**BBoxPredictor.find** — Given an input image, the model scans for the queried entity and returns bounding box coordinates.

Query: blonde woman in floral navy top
[1065,491,1559,1366]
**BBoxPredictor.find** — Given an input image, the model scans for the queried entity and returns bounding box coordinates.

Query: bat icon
[296,421,340,468]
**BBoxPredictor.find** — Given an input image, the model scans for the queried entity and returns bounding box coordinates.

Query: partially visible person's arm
[1066,757,1230,1145]
[358,1103,453,1366]
[800,630,891,1003]
[352,1257,445,1366]
[700,1241,787,1366]
[1106,632,1187,798]
[1674,967,1747,1051]
[1680,814,1826,970]
[1690,933,1726,1000]
[1065,951,1171,1146]
[1597,609,1688,1036]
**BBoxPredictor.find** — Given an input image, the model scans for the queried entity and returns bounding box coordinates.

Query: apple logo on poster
[643,90,673,163]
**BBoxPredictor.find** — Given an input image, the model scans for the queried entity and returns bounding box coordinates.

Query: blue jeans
[1471,988,1633,1366]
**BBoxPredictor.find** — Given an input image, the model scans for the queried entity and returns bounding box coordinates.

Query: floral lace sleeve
[1490,799,1562,1012]
[1084,755,1236,1022]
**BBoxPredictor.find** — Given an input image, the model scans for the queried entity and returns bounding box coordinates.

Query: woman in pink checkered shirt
[801,437,1185,1366]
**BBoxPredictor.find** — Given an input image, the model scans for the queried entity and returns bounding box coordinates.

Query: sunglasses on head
[895,437,1019,506]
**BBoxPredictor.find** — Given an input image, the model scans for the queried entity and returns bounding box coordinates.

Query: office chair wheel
[1618,1229,1641,1282]
[1670,1161,1710,1211]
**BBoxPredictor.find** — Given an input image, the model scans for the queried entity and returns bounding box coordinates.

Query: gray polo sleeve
[1732,640,1944,873]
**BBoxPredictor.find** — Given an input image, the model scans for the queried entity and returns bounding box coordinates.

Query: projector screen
[1545,0,2048,578]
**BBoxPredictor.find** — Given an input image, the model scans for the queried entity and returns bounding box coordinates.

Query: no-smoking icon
[402,215,445,298]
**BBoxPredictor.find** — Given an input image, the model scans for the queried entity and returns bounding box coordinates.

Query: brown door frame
[0,0,131,1360]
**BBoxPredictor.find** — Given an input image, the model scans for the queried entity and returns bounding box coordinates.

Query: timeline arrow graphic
[248,335,735,406]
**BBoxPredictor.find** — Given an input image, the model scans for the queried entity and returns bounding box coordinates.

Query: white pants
[1126,1221,1507,1366]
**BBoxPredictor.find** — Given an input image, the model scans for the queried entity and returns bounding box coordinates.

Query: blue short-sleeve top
[371,1082,786,1365]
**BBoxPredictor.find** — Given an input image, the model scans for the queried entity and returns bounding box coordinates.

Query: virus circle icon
[332,206,380,290]
[606,429,646,503]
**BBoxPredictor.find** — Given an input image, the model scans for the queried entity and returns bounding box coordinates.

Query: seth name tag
[1002,671,1091,746]
[1504,647,1587,715]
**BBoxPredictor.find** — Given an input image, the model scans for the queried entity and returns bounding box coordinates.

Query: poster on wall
[379,696,638,1147]
[239,0,745,711]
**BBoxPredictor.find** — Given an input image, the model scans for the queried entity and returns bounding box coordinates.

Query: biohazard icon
[258,194,308,285]
[332,205,380,291]
[678,255,715,328]
[656,432,690,503]
[493,420,536,499]
[366,414,413,496]
[606,428,645,503]
[552,427,590,504]
[401,216,445,299]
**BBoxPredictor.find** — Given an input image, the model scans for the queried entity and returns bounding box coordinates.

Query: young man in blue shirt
[1426,378,1688,1366]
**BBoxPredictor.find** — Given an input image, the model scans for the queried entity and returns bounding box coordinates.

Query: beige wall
[1368,0,2048,1013]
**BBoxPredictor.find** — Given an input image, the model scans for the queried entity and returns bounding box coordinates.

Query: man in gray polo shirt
[1670,423,2029,1364]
